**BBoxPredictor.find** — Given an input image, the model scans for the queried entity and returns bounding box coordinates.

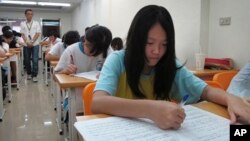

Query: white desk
[9,50,21,90]
[3,53,13,103]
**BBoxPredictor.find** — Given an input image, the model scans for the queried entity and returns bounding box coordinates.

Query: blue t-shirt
[95,50,207,104]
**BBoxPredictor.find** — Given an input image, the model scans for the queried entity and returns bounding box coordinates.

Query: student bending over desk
[54,25,112,112]
[45,31,80,61]
[92,5,250,130]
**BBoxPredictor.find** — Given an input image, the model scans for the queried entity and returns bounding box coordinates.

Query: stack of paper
[74,71,100,81]
[74,105,229,141]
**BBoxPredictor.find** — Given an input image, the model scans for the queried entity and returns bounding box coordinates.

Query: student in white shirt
[40,31,61,52]
[227,61,250,98]
[0,37,9,55]
[54,25,112,74]
[20,9,41,82]
[45,31,80,61]
[54,25,112,112]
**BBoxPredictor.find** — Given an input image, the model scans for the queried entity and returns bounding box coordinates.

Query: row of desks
[51,65,233,141]
[0,48,23,121]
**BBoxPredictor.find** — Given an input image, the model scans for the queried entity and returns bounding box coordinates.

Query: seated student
[40,30,61,49]
[92,5,250,129]
[0,36,9,100]
[54,25,112,112]
[111,37,123,51]
[0,34,9,55]
[54,25,112,74]
[1,26,22,48]
[1,30,18,83]
[227,61,250,98]
[45,31,80,61]
[41,31,62,69]
[2,25,21,37]
[0,30,12,52]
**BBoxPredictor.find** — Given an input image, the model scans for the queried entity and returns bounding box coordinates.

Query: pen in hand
[180,95,189,107]
[70,54,77,74]
[70,54,74,65]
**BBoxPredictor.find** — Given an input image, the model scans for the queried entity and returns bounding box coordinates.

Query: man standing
[20,9,41,82]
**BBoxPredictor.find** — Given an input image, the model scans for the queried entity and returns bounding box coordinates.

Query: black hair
[0,36,3,46]
[48,30,59,38]
[84,25,112,58]
[3,30,14,39]
[25,9,33,14]
[2,25,11,33]
[64,30,80,46]
[1,30,14,46]
[125,5,178,100]
[85,27,90,32]
[111,37,123,50]
[2,26,21,37]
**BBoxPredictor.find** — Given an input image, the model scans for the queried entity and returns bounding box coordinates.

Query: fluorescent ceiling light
[1,0,36,5]
[0,21,16,23]
[0,1,71,7]
[38,2,71,7]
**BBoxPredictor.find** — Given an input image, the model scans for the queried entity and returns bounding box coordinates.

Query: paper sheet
[74,71,99,81]
[74,105,230,141]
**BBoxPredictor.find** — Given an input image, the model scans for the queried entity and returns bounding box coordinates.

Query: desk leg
[0,68,6,121]
[52,69,56,110]
[10,55,20,90]
[6,58,12,103]
[21,48,24,76]
[56,83,63,134]
[16,55,20,90]
[45,60,48,86]
[51,67,54,96]
[68,88,77,141]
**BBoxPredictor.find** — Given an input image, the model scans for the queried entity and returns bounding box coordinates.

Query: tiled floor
[0,64,64,141]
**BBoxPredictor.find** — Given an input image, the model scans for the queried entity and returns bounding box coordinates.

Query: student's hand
[96,72,100,79]
[148,101,186,130]
[226,94,250,124]
[64,64,77,75]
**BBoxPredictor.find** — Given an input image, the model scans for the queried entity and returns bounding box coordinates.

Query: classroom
[0,0,249,141]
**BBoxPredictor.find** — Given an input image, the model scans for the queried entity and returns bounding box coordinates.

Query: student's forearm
[45,54,59,61]
[92,92,154,118]
[201,86,228,106]
[56,69,68,74]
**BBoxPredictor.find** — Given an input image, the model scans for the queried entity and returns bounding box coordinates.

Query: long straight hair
[125,5,177,100]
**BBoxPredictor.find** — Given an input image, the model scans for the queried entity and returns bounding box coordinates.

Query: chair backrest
[212,71,238,90]
[82,82,96,115]
[205,81,223,89]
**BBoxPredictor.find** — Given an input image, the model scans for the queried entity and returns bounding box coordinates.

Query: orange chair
[212,71,238,90]
[82,82,96,115]
[205,81,223,89]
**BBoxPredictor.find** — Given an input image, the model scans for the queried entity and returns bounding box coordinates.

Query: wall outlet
[219,17,231,26]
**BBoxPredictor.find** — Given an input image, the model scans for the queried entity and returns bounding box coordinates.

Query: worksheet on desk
[74,71,99,81]
[74,105,230,141]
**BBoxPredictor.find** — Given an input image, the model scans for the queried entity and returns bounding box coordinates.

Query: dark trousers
[24,45,39,77]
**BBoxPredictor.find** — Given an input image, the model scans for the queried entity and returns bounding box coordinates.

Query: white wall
[208,0,250,68]
[0,10,72,37]
[72,0,202,68]
[200,0,210,54]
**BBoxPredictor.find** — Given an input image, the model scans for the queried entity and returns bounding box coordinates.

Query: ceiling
[0,0,82,12]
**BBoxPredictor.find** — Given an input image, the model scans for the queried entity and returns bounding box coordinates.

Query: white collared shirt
[20,20,41,46]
